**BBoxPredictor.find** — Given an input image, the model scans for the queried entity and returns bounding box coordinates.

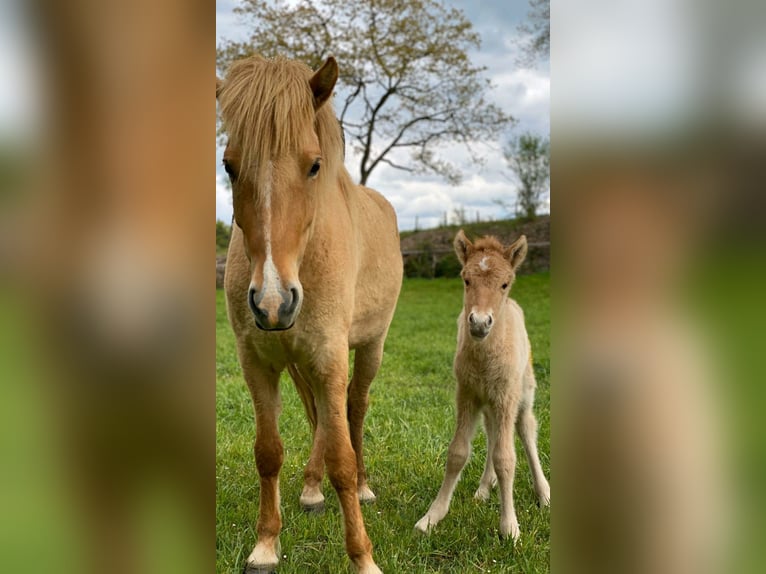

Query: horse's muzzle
[248,284,302,331]
[468,311,493,340]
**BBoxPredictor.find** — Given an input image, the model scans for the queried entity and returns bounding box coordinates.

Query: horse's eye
[464,278,470,287]
[308,160,321,178]
[501,283,508,290]
[223,161,237,182]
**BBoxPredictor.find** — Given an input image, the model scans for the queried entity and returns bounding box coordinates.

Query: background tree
[517,0,550,66]
[217,0,512,185]
[503,132,549,219]
[216,220,231,253]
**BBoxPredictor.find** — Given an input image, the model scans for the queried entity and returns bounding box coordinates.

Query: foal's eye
[308,160,321,178]
[464,278,470,287]
[501,283,509,290]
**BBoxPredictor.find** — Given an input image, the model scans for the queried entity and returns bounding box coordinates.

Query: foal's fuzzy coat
[415,231,550,540]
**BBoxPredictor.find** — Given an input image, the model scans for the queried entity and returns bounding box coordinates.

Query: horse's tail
[287,363,317,432]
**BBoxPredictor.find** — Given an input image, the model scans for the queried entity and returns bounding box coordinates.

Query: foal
[415,230,550,540]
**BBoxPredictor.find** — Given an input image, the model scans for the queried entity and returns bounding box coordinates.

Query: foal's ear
[454,229,474,266]
[505,235,528,271]
[216,77,223,99]
[309,57,338,109]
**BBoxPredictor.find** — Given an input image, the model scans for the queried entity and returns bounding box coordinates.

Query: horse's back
[348,185,402,348]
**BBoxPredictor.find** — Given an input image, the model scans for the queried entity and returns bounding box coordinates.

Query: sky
[215,0,550,230]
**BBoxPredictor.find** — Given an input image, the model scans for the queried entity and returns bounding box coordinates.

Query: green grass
[216,274,550,573]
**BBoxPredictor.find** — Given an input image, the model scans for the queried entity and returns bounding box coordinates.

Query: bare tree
[517,0,549,66]
[217,0,513,185]
[503,132,549,219]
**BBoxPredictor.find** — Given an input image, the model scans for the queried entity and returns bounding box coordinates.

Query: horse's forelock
[219,56,345,191]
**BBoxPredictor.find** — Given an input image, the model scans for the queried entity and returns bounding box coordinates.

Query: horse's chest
[455,347,515,402]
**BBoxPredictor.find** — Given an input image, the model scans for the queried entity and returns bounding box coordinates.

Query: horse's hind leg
[242,358,284,573]
[300,426,325,511]
[348,340,384,503]
[517,364,550,507]
[289,365,326,511]
[475,410,498,501]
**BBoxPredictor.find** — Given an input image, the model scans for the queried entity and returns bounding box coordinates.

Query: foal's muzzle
[468,311,493,340]
[248,283,302,331]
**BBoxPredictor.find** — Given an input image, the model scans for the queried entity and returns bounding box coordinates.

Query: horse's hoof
[243,566,276,574]
[301,499,325,514]
[358,485,377,504]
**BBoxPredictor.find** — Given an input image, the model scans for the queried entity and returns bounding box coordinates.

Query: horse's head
[454,230,528,341]
[217,56,341,330]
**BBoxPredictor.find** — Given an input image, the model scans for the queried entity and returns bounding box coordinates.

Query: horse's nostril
[285,286,301,315]
[248,287,258,313]
[487,315,493,326]
[469,312,476,325]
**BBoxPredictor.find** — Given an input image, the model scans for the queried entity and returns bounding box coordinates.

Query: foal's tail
[287,364,317,432]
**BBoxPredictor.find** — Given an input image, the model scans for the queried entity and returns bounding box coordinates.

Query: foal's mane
[473,236,505,255]
[218,55,348,190]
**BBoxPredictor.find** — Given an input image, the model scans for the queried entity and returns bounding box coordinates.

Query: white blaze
[479,256,490,271]
[258,162,282,309]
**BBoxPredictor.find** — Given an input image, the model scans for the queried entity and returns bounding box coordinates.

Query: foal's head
[217,56,344,330]
[454,230,528,340]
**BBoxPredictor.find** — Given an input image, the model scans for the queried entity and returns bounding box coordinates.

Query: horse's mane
[218,55,349,191]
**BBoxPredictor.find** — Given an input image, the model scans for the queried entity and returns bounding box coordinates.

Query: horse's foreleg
[348,340,384,503]
[315,353,381,574]
[242,361,284,573]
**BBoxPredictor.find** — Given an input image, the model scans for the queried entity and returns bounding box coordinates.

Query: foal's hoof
[414,516,435,534]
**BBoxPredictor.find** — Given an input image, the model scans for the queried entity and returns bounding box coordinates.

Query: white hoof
[245,541,279,572]
[414,515,436,534]
[358,484,377,504]
[357,560,383,574]
[474,486,491,501]
[538,483,551,507]
[300,486,325,512]
[500,518,520,542]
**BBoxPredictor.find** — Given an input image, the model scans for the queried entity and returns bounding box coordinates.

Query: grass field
[216,273,550,573]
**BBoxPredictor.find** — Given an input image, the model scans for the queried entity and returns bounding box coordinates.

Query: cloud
[216,174,233,224]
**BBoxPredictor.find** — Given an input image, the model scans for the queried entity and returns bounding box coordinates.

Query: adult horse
[217,55,402,574]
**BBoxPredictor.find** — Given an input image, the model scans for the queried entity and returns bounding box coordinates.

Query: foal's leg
[517,365,550,507]
[491,406,521,541]
[475,411,498,501]
[348,340,385,503]
[242,360,284,573]
[415,388,480,533]
[313,349,380,574]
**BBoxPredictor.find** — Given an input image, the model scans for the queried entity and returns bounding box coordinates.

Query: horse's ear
[454,230,473,266]
[309,57,338,109]
[216,77,223,99]
[505,235,528,271]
